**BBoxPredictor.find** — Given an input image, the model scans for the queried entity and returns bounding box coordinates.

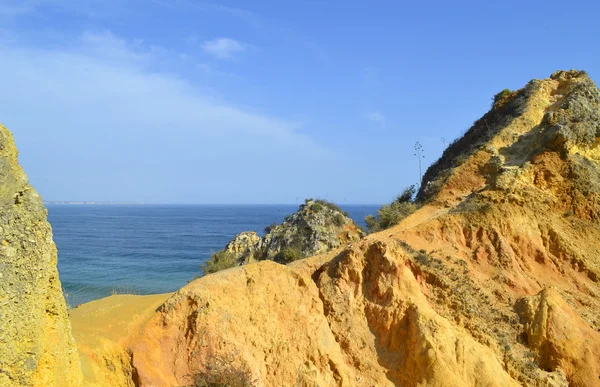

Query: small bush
[365,186,418,233]
[492,88,512,105]
[192,354,254,387]
[201,250,238,275]
[395,185,416,204]
[312,203,323,213]
[274,247,303,264]
[333,213,345,227]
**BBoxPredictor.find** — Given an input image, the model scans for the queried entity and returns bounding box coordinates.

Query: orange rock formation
[72,70,600,386]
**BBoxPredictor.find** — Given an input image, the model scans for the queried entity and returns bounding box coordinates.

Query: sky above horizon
[1,0,599,204]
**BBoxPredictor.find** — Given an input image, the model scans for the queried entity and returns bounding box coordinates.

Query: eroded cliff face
[76,70,600,387]
[0,125,81,386]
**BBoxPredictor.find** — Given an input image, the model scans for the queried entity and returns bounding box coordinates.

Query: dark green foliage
[302,198,345,215]
[192,354,254,387]
[493,88,512,105]
[201,250,238,275]
[365,187,418,233]
[274,246,303,264]
[263,221,277,234]
[311,203,323,213]
[396,185,416,204]
[333,213,345,227]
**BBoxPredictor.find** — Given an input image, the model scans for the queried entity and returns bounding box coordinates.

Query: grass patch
[274,246,303,264]
[110,286,139,296]
[417,85,530,202]
[314,199,345,214]
[201,250,238,275]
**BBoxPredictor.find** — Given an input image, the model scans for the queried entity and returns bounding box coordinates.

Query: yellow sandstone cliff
[0,125,81,387]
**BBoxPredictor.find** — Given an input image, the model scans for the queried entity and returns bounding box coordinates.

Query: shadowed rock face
[0,125,81,387]
[75,70,600,387]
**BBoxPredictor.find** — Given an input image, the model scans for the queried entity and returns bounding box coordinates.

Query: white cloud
[202,38,245,59]
[0,31,332,201]
[0,31,322,146]
[365,111,386,128]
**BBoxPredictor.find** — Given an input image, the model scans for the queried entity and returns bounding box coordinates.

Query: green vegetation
[192,354,254,387]
[418,86,529,202]
[333,213,345,227]
[493,88,512,105]
[365,186,417,233]
[301,198,348,215]
[199,197,356,276]
[110,286,139,296]
[273,246,303,264]
[314,199,344,213]
[201,250,238,275]
[312,202,323,213]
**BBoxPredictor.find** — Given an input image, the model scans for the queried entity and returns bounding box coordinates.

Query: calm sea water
[48,204,378,307]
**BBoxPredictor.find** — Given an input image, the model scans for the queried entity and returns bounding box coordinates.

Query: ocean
[48,204,379,307]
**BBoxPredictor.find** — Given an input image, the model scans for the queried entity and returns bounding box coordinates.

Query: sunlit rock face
[0,124,81,387]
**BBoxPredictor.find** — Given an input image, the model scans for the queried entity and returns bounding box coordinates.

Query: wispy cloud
[0,30,333,202]
[202,37,246,59]
[0,30,331,162]
[364,111,387,128]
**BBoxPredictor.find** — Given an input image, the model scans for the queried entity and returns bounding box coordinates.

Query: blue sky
[0,0,598,204]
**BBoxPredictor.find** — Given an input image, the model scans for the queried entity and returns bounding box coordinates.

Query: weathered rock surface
[221,199,364,265]
[224,231,260,258]
[0,124,81,386]
[74,70,600,387]
[131,260,355,386]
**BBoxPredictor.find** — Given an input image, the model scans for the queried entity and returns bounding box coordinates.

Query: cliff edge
[0,125,81,386]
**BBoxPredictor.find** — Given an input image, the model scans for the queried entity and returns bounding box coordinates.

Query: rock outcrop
[219,199,364,266]
[73,70,600,387]
[0,124,81,387]
[224,231,260,258]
